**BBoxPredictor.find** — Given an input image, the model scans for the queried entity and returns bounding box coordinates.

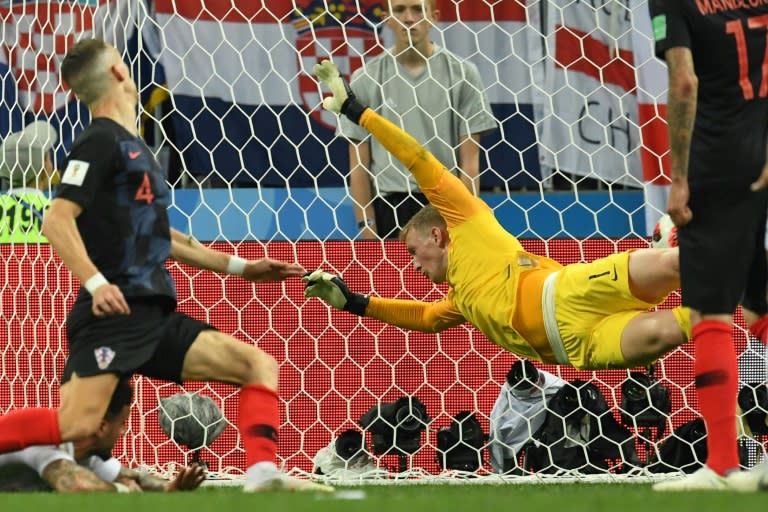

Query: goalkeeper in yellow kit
[306,60,690,371]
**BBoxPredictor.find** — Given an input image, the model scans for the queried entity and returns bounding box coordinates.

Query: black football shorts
[678,184,768,315]
[62,296,215,384]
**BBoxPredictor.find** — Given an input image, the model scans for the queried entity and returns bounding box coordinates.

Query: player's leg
[741,207,768,340]
[57,373,119,440]
[0,370,117,454]
[182,330,333,492]
[0,409,62,453]
[688,191,765,479]
[140,316,278,464]
[618,309,690,367]
[724,210,768,492]
[607,247,688,365]
[625,247,680,304]
[179,329,277,387]
[582,309,688,369]
[141,314,332,492]
[59,298,173,441]
[650,308,739,492]
[555,251,684,369]
[655,188,758,491]
[0,297,165,453]
[179,330,288,489]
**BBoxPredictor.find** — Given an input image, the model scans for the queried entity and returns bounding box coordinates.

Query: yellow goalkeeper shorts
[553,251,656,370]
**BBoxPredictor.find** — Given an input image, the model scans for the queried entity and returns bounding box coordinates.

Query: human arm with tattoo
[116,463,205,492]
[663,46,697,227]
[41,458,204,492]
[41,459,122,493]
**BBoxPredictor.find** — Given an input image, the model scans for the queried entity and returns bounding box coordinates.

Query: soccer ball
[651,214,678,249]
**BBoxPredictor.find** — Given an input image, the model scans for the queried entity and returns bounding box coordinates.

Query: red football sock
[693,320,739,476]
[0,408,61,453]
[238,384,279,468]
[748,315,768,345]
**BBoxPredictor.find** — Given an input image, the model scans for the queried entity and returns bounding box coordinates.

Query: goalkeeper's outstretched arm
[303,270,465,332]
[314,61,440,185]
[314,60,487,228]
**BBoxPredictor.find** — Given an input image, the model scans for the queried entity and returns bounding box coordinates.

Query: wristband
[227,255,247,275]
[341,97,368,125]
[357,219,376,229]
[345,293,370,316]
[84,272,109,295]
[338,74,367,124]
[113,482,131,493]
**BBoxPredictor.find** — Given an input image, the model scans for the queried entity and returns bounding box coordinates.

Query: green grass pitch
[1,483,763,512]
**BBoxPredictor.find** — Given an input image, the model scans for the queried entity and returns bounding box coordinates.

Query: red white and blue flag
[153,0,382,186]
[534,0,644,187]
[0,0,668,218]
[0,0,149,114]
[0,0,157,162]
[531,0,669,233]
[632,3,671,235]
[154,0,533,188]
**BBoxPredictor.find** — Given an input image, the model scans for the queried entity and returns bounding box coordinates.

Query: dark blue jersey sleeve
[56,129,120,211]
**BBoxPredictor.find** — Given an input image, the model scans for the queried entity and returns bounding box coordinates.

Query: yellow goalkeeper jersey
[360,110,563,363]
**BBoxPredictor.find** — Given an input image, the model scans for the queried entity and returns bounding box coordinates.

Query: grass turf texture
[0,483,763,511]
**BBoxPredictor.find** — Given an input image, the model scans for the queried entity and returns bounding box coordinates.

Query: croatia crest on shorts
[94,346,116,370]
[292,0,384,130]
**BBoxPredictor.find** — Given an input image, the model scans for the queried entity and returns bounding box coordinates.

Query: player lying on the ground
[0,378,204,492]
[306,60,691,371]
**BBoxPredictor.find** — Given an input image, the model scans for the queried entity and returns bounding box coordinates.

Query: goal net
[1,0,767,483]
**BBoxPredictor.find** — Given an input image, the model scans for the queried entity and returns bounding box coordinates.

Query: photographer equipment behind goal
[518,379,640,474]
[436,411,486,472]
[359,396,430,471]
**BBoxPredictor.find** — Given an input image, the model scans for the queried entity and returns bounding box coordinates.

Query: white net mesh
[0,0,767,484]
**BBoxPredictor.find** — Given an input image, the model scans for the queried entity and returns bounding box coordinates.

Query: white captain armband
[227,255,246,276]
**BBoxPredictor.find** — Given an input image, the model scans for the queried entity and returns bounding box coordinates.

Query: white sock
[245,461,279,485]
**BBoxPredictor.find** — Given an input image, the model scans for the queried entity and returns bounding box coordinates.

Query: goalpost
[1,0,766,483]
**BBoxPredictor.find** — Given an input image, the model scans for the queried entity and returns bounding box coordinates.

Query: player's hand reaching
[313,59,367,124]
[314,60,347,113]
[303,270,369,316]
[242,258,305,283]
[163,463,206,492]
[123,463,205,492]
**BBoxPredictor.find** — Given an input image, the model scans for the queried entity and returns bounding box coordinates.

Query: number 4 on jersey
[134,172,155,204]
[726,14,768,100]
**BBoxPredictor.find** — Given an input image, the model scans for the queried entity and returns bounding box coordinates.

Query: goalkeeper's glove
[303,270,369,316]
[313,59,367,125]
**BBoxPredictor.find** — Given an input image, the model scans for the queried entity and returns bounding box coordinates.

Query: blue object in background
[168,188,646,242]
[167,102,541,188]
